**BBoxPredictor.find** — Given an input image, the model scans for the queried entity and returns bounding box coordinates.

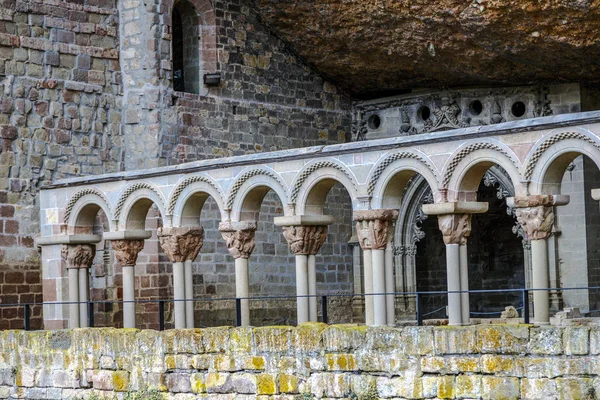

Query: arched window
[171,0,218,94]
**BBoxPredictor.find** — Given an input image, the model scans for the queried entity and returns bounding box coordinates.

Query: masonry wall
[1,324,600,399]
[0,0,123,329]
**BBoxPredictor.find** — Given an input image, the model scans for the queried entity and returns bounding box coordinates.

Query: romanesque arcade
[38,112,600,329]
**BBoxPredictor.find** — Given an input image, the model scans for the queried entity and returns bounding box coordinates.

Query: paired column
[158,226,204,329]
[275,215,334,324]
[423,202,488,326]
[219,221,257,326]
[509,195,568,325]
[110,239,145,329]
[61,244,96,328]
[354,210,398,326]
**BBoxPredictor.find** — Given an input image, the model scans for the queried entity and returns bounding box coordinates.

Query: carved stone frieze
[437,213,472,245]
[110,240,145,266]
[219,221,257,259]
[282,225,328,255]
[61,244,96,269]
[157,226,205,263]
[353,209,399,250]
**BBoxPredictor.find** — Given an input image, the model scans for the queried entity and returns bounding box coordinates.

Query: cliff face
[252,0,600,98]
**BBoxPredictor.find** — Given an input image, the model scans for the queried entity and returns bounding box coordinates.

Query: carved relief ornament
[219,221,256,259]
[353,209,399,250]
[282,225,328,255]
[61,244,96,269]
[437,213,472,245]
[157,226,205,263]
[110,240,145,266]
[511,195,555,241]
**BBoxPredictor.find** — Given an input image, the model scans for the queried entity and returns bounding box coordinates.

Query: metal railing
[10,285,600,331]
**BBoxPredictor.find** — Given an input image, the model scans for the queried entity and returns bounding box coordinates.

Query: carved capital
[437,213,472,245]
[282,225,328,255]
[157,226,205,263]
[61,244,96,269]
[219,221,256,259]
[110,240,144,266]
[353,209,398,250]
[514,206,554,241]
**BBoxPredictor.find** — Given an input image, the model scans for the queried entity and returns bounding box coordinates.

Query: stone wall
[1,324,600,399]
[0,0,123,329]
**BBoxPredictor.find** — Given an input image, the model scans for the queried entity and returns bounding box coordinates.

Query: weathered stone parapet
[218,221,257,259]
[157,226,204,262]
[0,324,598,398]
[60,244,96,269]
[109,240,144,266]
[353,209,399,250]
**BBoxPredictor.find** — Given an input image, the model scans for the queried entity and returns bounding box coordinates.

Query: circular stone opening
[418,106,431,121]
[469,100,483,116]
[511,101,526,118]
[367,114,381,130]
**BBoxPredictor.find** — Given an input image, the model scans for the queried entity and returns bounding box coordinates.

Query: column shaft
[296,254,309,324]
[122,265,136,329]
[363,249,374,326]
[68,268,80,329]
[459,243,470,324]
[384,242,395,326]
[531,239,550,325]
[184,260,194,328]
[445,243,462,326]
[372,248,386,326]
[307,254,317,322]
[235,258,250,326]
[173,261,186,329]
[78,268,89,328]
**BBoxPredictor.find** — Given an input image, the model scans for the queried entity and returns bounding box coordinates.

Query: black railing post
[522,289,530,324]
[23,304,30,331]
[416,293,423,326]
[88,302,95,328]
[158,300,165,331]
[235,298,242,327]
[321,295,328,324]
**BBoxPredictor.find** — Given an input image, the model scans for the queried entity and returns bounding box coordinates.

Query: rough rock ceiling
[252,0,600,99]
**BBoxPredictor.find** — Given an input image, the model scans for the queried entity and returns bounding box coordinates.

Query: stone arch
[115,182,168,231]
[169,175,227,226]
[168,0,218,93]
[369,151,440,209]
[292,160,360,215]
[227,168,288,222]
[64,188,115,233]
[525,129,600,195]
[444,140,524,201]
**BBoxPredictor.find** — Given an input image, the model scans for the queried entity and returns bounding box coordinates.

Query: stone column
[385,237,395,326]
[61,244,96,328]
[110,240,145,329]
[354,210,399,326]
[275,215,334,324]
[423,202,488,326]
[509,195,569,325]
[219,221,257,327]
[157,227,204,329]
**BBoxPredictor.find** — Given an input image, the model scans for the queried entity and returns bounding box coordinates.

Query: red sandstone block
[0,235,16,246]
[0,205,14,218]
[5,272,23,284]
[25,271,39,284]
[4,220,17,234]
[20,236,34,248]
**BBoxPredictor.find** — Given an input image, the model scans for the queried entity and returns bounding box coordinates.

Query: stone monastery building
[1,0,600,333]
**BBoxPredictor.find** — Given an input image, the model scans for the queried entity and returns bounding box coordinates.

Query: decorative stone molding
[114,182,167,221]
[64,188,111,225]
[157,226,205,263]
[290,160,356,203]
[226,168,286,210]
[367,151,437,196]
[61,244,96,269]
[437,213,472,245]
[281,225,328,255]
[353,209,399,250]
[110,240,145,266]
[218,221,257,259]
[167,175,225,215]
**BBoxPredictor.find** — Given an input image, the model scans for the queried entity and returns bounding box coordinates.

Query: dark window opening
[172,7,185,92]
[511,101,526,118]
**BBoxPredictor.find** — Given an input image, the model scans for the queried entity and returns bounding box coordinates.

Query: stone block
[167,373,191,393]
[481,355,522,377]
[455,375,482,399]
[307,373,350,398]
[230,373,257,394]
[422,375,454,399]
[521,378,557,399]
[528,327,563,355]
[190,373,205,394]
[477,325,529,354]
[254,326,292,353]
[205,373,232,393]
[377,375,423,399]
[279,373,299,394]
[481,376,520,400]
[563,326,589,355]
[323,325,367,352]
[325,353,357,371]
[434,327,478,354]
